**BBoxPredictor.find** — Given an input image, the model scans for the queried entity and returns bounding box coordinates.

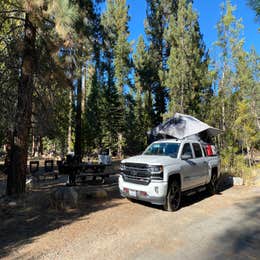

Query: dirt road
[2,185,260,260]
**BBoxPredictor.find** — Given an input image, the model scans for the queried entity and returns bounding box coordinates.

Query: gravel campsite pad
[1,184,260,260]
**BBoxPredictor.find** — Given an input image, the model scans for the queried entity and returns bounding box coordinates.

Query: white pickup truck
[119,138,220,211]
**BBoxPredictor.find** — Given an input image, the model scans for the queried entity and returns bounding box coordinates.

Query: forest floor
[0,168,260,259]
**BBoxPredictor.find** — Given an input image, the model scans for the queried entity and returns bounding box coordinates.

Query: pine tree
[233,47,260,165]
[145,0,179,125]
[132,35,154,152]
[114,0,131,158]
[214,0,244,135]
[73,0,103,160]
[247,47,260,131]
[213,0,260,171]
[101,0,131,157]
[0,1,21,146]
[83,65,102,153]
[55,0,103,159]
[248,0,260,26]
[124,93,137,155]
[165,0,211,118]
[2,0,77,195]
[233,101,258,167]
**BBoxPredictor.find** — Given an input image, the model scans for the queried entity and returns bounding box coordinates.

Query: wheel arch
[168,173,181,188]
[211,167,218,178]
[164,173,182,211]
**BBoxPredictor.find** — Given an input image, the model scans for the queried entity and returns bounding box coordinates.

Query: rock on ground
[50,187,78,209]
[232,177,244,186]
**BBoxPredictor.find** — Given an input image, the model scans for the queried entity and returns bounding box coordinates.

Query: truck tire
[207,172,217,195]
[164,180,181,211]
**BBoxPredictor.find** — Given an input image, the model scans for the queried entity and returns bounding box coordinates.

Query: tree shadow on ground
[0,177,123,258]
[180,177,233,209]
[210,190,260,259]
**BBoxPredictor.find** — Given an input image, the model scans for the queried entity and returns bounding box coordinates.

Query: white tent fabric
[149,113,222,139]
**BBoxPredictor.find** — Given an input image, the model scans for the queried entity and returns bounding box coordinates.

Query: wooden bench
[44,160,58,180]
[30,160,58,181]
[76,171,111,184]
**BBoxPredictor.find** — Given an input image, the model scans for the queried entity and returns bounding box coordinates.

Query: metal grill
[122,163,151,185]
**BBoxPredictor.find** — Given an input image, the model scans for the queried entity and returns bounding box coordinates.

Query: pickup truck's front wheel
[164,180,181,211]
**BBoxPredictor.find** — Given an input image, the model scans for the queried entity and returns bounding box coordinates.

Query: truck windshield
[143,143,180,157]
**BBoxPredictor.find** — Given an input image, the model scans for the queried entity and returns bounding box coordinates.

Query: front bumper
[119,176,167,205]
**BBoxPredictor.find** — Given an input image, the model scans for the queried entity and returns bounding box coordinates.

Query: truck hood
[122,155,178,166]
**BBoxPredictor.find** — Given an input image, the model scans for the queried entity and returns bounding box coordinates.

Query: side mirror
[181,153,192,160]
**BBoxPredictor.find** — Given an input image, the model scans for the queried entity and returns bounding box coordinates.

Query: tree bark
[117,132,123,159]
[31,133,35,157]
[67,87,73,154]
[6,13,36,196]
[39,136,43,156]
[74,77,82,161]
[82,65,87,115]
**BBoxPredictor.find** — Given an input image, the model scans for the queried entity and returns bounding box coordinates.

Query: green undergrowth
[221,152,259,185]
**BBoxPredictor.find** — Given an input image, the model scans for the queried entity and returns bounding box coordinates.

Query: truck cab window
[143,143,180,157]
[181,143,193,157]
[192,143,203,158]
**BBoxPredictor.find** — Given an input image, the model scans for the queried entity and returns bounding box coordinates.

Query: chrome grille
[122,163,151,185]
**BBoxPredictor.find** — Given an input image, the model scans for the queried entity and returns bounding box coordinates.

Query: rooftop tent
[148,113,222,140]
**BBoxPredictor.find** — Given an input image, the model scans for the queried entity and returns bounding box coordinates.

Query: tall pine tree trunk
[6,14,36,195]
[67,87,73,154]
[74,78,82,161]
[31,133,35,157]
[146,90,153,128]
[82,65,86,114]
[39,136,43,156]
[117,89,125,159]
[117,133,123,159]
[220,72,226,132]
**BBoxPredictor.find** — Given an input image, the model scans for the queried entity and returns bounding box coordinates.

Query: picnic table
[30,160,58,181]
[76,163,109,184]
[58,160,111,185]
[79,162,106,173]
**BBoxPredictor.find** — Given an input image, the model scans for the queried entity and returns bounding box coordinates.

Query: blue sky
[126,0,260,56]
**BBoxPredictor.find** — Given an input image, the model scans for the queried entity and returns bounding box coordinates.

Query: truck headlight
[149,165,163,173]
[149,165,164,180]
